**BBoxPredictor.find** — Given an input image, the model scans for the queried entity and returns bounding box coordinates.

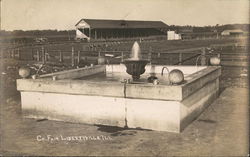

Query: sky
[1,0,249,30]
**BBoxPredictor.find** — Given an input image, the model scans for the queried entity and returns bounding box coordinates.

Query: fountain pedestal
[123,41,149,81]
[123,59,149,80]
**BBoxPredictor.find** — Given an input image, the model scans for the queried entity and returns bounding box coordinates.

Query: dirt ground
[0,60,249,156]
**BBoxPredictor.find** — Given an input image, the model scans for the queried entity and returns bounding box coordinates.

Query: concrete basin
[17,64,221,133]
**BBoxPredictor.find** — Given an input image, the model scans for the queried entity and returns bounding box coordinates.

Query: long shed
[75,19,168,41]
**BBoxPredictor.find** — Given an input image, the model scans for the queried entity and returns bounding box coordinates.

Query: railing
[0,46,208,66]
[1,41,248,67]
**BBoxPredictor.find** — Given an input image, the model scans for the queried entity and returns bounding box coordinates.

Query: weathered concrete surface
[0,87,248,156]
[126,78,219,132]
[16,65,221,132]
[180,78,219,131]
[17,65,220,101]
[21,92,126,127]
[19,77,219,133]
[106,64,207,74]
[181,66,221,99]
[126,99,180,132]
[39,65,105,80]
[17,79,125,98]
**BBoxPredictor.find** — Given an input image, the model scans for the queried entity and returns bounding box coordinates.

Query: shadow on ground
[95,124,152,136]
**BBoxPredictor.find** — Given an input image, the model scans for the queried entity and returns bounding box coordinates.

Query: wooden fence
[0,41,248,67]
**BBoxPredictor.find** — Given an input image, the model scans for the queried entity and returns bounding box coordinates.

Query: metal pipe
[195,55,202,67]
[161,66,170,76]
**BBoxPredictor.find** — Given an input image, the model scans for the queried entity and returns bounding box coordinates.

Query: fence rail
[1,42,248,67]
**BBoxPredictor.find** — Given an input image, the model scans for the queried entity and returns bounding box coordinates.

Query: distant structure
[178,27,219,40]
[221,29,244,36]
[167,31,181,40]
[178,27,194,40]
[75,19,168,41]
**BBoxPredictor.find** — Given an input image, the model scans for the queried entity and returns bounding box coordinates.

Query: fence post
[0,48,3,59]
[104,43,107,51]
[36,50,40,62]
[149,46,152,61]
[42,47,45,64]
[17,48,20,60]
[98,51,101,57]
[71,46,75,67]
[201,48,206,66]
[44,49,47,62]
[217,53,221,58]
[12,49,15,58]
[45,49,49,61]
[8,50,11,58]
[14,49,17,59]
[77,51,81,65]
[31,47,34,60]
[11,49,13,58]
[85,56,88,63]
[235,43,238,49]
[121,52,124,62]
[178,53,182,65]
[59,50,63,62]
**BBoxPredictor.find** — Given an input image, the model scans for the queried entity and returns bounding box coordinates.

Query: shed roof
[75,19,168,29]
[221,29,244,33]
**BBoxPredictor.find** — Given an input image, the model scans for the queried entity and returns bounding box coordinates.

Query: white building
[167,31,181,40]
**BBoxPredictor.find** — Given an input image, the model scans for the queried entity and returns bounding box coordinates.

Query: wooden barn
[75,19,168,41]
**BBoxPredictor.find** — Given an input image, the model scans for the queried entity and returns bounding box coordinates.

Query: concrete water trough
[16,64,221,133]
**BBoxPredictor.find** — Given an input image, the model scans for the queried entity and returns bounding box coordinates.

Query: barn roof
[75,19,168,29]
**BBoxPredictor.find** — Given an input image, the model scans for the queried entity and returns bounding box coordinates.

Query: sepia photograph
[0,0,249,156]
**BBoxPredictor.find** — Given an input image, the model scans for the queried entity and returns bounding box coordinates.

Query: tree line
[0,24,249,37]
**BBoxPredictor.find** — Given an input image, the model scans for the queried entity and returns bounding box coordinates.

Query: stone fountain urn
[123,41,149,80]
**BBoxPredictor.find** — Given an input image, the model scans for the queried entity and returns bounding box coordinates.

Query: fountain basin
[17,64,221,132]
